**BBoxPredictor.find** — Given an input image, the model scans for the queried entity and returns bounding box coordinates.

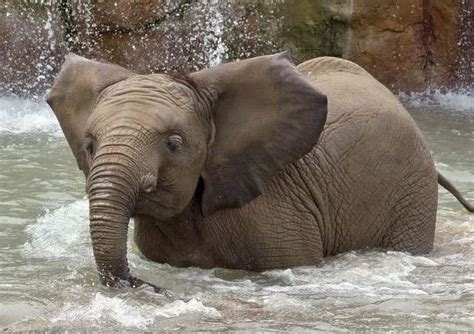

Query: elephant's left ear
[47,53,134,172]
[190,52,328,216]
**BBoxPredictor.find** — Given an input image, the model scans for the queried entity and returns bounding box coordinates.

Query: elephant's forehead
[90,74,196,129]
[97,74,195,110]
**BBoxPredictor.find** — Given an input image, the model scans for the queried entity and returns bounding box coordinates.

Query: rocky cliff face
[0,0,471,96]
[270,0,471,92]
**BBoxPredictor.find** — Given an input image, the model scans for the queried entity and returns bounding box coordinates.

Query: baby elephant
[47,53,473,290]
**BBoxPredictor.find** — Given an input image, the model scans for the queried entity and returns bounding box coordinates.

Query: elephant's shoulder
[297,57,371,78]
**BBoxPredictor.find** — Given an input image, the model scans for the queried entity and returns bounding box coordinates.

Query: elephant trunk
[87,153,139,287]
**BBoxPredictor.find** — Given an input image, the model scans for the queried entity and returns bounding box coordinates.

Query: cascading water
[0,1,473,331]
[456,0,473,92]
[203,1,227,67]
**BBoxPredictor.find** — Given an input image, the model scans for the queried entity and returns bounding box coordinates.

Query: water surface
[0,92,473,331]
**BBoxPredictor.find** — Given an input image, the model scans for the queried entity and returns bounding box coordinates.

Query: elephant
[47,52,473,290]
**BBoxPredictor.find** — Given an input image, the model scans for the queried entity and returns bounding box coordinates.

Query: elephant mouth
[134,195,182,221]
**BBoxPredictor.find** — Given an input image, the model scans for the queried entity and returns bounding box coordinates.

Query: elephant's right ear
[47,53,134,172]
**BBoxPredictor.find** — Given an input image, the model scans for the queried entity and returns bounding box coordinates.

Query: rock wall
[347,0,429,91]
[0,0,471,97]
[269,0,471,92]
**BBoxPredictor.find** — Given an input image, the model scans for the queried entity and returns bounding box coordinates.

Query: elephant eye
[86,139,95,157]
[166,134,183,153]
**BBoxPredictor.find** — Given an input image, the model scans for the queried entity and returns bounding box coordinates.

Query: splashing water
[0,97,59,134]
[399,89,474,111]
[0,91,473,331]
[52,294,220,330]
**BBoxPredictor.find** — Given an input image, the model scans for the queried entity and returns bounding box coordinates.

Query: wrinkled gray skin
[47,53,473,290]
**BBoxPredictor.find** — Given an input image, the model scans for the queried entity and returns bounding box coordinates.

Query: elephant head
[47,53,327,288]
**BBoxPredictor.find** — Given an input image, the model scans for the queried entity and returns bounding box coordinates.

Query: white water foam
[23,199,91,259]
[399,89,474,111]
[258,252,436,298]
[0,96,59,134]
[52,293,220,329]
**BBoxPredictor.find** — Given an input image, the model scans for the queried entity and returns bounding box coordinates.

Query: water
[0,92,473,331]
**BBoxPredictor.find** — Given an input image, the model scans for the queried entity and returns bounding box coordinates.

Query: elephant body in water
[47,53,473,289]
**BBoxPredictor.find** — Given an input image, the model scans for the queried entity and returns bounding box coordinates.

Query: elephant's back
[297,57,428,163]
[298,57,404,124]
[296,57,437,255]
[298,57,372,79]
[297,57,429,161]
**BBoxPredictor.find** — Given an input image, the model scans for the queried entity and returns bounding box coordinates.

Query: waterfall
[344,0,354,59]
[32,3,57,98]
[456,0,473,92]
[45,7,55,51]
[203,1,228,67]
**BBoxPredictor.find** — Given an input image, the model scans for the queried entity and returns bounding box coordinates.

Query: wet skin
[47,53,472,289]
